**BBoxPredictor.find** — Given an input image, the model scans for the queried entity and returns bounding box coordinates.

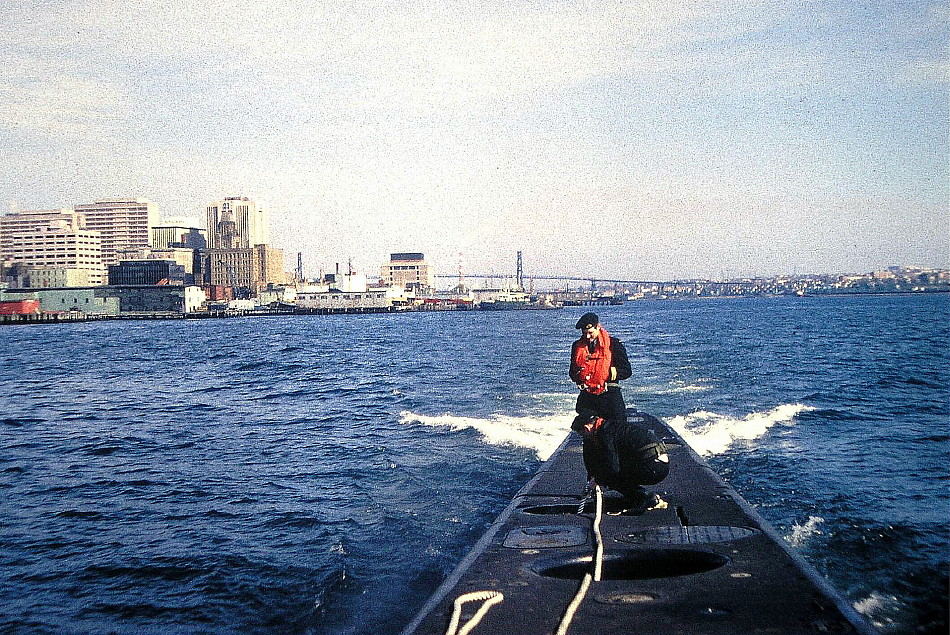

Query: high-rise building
[380,252,434,292]
[208,244,285,297]
[206,197,269,249]
[0,209,104,285]
[152,223,207,250]
[74,198,159,267]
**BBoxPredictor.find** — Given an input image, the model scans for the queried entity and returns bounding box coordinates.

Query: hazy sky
[2,0,947,280]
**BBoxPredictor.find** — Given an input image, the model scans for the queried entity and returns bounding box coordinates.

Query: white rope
[555,485,605,635]
[444,590,504,635]
[555,573,592,635]
[592,484,604,582]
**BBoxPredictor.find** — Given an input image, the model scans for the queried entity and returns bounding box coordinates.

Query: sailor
[572,413,670,509]
[569,312,631,423]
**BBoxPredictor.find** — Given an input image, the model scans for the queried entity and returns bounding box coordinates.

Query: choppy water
[1,294,947,634]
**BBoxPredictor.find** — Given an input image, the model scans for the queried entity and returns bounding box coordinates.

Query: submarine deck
[400,412,877,635]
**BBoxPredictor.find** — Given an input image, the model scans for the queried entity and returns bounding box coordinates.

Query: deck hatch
[503,525,588,549]
[619,525,760,545]
[533,548,729,580]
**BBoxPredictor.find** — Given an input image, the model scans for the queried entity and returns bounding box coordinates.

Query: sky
[1,0,947,282]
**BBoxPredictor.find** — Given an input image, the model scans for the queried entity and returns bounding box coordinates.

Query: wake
[399,411,571,461]
[665,404,814,456]
[401,403,813,461]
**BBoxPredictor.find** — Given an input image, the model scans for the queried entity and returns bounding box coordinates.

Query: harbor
[0,296,945,633]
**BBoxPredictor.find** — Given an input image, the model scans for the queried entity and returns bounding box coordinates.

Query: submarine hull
[400,412,877,635]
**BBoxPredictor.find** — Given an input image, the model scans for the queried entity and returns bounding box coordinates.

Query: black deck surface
[400,413,878,635]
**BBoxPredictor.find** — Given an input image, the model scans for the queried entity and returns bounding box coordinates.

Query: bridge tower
[516,251,524,290]
[457,252,466,294]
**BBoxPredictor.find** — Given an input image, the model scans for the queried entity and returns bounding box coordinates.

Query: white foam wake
[786,516,825,547]
[665,404,814,456]
[399,411,571,461]
[852,591,898,628]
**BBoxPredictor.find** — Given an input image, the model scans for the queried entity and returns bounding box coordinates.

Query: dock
[401,412,877,635]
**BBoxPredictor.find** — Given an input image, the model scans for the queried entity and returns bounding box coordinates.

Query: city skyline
[2,1,947,281]
[4,196,944,284]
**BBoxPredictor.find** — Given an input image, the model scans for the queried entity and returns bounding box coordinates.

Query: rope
[555,573,592,635]
[577,478,595,513]
[444,590,504,635]
[555,484,605,635]
[577,495,590,514]
[592,483,604,582]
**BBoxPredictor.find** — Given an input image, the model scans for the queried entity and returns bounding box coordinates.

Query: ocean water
[0,294,946,634]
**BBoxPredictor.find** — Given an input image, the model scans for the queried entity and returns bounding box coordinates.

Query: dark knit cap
[575,312,599,329]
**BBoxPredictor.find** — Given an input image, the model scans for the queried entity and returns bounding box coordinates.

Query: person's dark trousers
[575,386,627,423]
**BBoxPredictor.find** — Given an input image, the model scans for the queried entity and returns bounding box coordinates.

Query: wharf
[401,413,876,635]
[0,312,196,324]
[0,307,388,324]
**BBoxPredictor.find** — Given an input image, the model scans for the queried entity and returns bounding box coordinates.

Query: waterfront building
[74,199,159,267]
[1,288,119,314]
[472,288,529,304]
[112,246,199,283]
[205,197,268,249]
[296,288,396,312]
[108,260,186,286]
[0,208,104,285]
[208,244,285,297]
[0,298,40,315]
[256,286,297,306]
[204,285,233,303]
[296,274,413,311]
[380,252,434,293]
[322,269,368,293]
[1,285,205,314]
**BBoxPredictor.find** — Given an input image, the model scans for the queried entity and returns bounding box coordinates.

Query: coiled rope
[555,484,605,635]
[443,590,504,635]
[443,485,605,635]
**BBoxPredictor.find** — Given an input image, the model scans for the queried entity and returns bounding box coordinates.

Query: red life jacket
[573,328,612,395]
[583,416,606,436]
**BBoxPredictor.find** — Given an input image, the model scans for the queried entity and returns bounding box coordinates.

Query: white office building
[74,198,159,267]
[380,252,435,292]
[206,197,269,249]
[0,209,104,285]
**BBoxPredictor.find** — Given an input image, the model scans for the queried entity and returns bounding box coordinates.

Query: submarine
[400,411,878,635]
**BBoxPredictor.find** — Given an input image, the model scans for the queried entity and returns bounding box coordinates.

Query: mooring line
[444,590,504,635]
[556,484,605,635]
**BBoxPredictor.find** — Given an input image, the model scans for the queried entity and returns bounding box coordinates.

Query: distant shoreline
[2,289,947,326]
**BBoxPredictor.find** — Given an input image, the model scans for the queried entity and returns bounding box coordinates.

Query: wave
[658,383,713,394]
[852,591,900,629]
[786,516,825,547]
[398,411,571,461]
[628,381,713,395]
[665,404,814,456]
